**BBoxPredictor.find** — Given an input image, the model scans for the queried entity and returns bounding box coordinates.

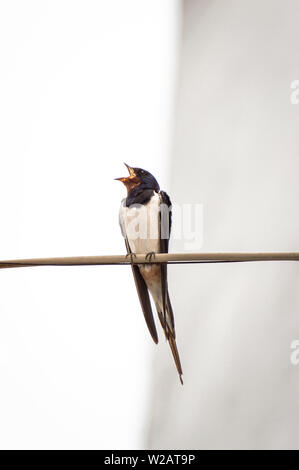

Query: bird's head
[115,163,160,193]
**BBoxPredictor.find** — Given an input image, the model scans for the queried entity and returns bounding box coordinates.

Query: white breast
[119,192,161,255]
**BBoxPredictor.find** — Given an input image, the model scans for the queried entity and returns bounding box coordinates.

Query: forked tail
[157,293,183,385]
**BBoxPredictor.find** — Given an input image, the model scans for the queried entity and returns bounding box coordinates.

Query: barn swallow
[116,163,183,384]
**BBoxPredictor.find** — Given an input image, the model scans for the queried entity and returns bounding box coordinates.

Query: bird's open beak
[114,163,136,182]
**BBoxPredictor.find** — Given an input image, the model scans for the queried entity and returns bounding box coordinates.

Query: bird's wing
[159,191,175,332]
[125,238,158,344]
[119,202,158,344]
[159,190,172,252]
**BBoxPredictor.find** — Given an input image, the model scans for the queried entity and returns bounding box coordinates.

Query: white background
[0,0,179,449]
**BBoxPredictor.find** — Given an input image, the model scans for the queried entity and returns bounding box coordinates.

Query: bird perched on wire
[115,163,183,384]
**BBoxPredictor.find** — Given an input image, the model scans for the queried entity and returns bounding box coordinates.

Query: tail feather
[157,298,183,385]
[168,335,183,385]
[144,260,183,384]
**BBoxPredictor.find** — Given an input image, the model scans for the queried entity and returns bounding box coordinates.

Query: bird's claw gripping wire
[126,252,137,265]
[145,252,156,263]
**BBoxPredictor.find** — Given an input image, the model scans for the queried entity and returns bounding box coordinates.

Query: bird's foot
[145,251,156,262]
[126,252,137,265]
